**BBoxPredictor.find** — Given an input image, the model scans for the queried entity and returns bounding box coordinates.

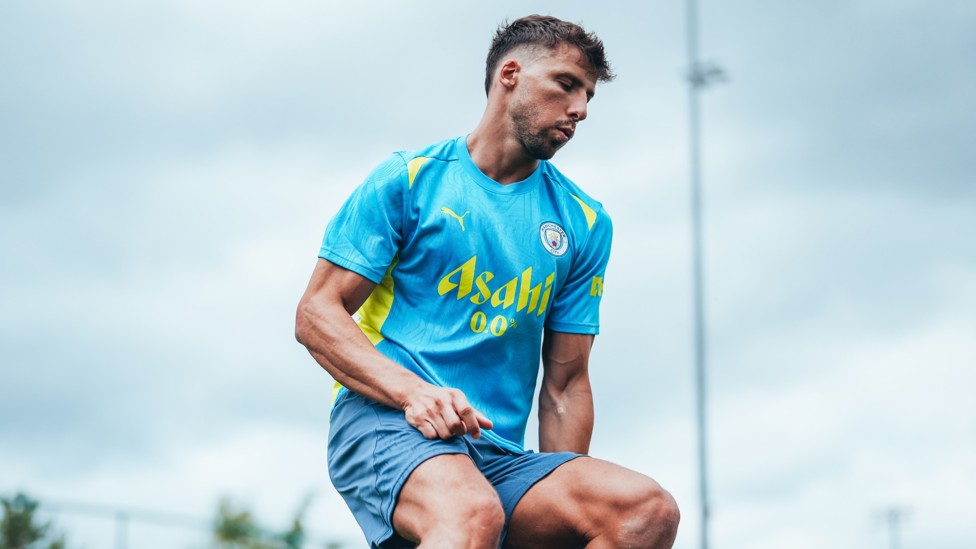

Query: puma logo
[440,206,470,231]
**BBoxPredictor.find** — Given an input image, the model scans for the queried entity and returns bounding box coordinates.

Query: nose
[568,92,588,122]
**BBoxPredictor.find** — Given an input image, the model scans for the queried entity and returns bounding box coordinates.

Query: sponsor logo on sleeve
[590,276,604,297]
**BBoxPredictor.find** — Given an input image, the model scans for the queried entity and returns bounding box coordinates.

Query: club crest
[539,222,569,256]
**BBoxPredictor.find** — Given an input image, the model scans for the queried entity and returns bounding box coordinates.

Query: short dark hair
[484,14,615,95]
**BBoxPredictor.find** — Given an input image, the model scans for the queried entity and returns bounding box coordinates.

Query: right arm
[295,258,492,440]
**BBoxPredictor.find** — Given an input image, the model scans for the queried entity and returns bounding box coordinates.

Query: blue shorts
[327,390,581,549]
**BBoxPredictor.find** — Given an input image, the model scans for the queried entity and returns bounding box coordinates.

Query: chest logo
[539,222,569,256]
[441,206,470,231]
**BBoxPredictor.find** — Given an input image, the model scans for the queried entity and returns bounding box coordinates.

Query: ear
[497,58,521,91]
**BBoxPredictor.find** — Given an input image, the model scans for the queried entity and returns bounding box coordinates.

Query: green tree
[212,495,323,549]
[0,493,66,549]
[213,498,273,549]
[279,494,311,549]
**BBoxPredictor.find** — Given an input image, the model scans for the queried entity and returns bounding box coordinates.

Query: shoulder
[377,138,458,189]
[540,162,612,235]
[361,137,461,190]
[393,137,462,186]
[397,137,461,162]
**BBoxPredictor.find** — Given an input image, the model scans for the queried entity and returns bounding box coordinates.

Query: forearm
[296,296,425,410]
[538,377,594,454]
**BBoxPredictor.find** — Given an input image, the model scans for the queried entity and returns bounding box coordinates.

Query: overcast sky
[2,1,974,548]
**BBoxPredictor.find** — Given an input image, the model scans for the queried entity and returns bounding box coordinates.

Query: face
[509,44,597,160]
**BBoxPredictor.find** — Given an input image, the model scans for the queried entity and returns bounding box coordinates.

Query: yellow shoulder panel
[407,157,431,189]
[571,194,598,230]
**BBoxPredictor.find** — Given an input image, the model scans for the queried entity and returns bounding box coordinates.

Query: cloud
[2,1,974,547]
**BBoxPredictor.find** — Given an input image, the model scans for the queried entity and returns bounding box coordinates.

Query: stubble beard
[510,101,565,161]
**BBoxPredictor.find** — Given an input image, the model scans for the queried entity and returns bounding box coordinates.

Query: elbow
[294,298,316,346]
[539,385,570,417]
[295,288,354,348]
[540,373,592,415]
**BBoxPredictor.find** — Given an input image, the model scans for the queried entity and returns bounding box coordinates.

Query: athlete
[296,15,679,549]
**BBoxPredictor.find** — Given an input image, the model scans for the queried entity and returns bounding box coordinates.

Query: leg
[393,453,506,549]
[328,391,501,548]
[503,457,679,549]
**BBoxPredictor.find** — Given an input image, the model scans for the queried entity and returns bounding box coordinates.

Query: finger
[436,394,467,437]
[475,410,493,431]
[452,393,491,439]
[426,410,458,440]
[419,421,439,440]
[455,403,479,438]
[405,406,439,440]
[443,407,474,439]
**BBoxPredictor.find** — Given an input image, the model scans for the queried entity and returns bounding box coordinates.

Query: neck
[467,108,540,185]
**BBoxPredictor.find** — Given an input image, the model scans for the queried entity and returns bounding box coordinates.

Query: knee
[431,491,505,544]
[646,485,680,537]
[465,492,506,539]
[616,481,680,548]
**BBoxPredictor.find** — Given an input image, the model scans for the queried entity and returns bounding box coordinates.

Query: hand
[402,385,493,440]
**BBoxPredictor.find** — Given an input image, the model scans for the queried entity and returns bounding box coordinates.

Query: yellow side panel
[331,380,343,406]
[332,259,398,406]
[356,259,398,345]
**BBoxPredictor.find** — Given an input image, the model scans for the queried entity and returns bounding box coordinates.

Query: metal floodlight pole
[116,511,129,549]
[686,0,725,547]
[882,507,910,549]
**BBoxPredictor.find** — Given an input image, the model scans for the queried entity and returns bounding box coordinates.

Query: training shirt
[320,135,612,452]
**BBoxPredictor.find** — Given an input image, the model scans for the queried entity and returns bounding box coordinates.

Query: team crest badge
[539,222,569,256]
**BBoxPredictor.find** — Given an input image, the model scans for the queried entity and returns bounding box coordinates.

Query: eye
[558,80,574,92]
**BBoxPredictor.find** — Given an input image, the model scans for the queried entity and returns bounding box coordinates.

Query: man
[296,15,679,549]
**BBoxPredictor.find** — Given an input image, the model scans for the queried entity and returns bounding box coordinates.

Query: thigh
[503,457,667,549]
[392,453,503,543]
[328,391,471,547]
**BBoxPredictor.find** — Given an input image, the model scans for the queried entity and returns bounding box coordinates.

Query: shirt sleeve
[318,153,407,283]
[545,208,613,335]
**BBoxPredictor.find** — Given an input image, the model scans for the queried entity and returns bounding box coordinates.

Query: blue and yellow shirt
[320,135,612,452]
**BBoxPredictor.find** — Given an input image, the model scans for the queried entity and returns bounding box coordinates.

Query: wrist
[392,373,429,411]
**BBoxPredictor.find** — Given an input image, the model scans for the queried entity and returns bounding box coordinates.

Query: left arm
[538,329,595,454]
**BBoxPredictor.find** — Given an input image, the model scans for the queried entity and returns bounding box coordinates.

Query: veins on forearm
[538,379,593,453]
